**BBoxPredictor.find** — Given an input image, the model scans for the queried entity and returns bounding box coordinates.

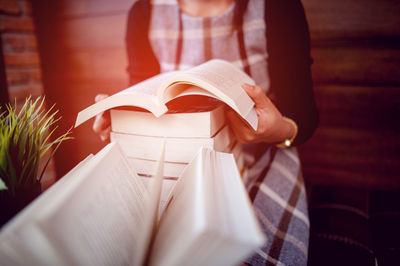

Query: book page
[35,143,150,266]
[148,148,206,266]
[140,177,178,215]
[75,60,257,130]
[118,72,173,97]
[198,150,266,266]
[160,59,258,130]
[0,154,94,233]
[139,140,165,266]
[0,155,94,265]
[150,148,265,266]
[75,73,171,128]
[0,222,65,265]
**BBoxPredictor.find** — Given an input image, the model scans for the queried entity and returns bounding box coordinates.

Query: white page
[203,151,266,265]
[161,59,258,130]
[176,149,229,266]
[76,59,257,131]
[0,154,94,233]
[149,148,207,266]
[138,140,165,266]
[180,149,265,266]
[36,143,150,266]
[118,71,174,97]
[0,222,64,265]
[0,155,95,265]
[151,148,265,266]
[75,73,172,127]
[218,153,266,243]
[173,149,236,266]
[141,177,178,215]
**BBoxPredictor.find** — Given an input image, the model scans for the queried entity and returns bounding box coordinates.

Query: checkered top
[144,1,310,265]
[149,0,270,93]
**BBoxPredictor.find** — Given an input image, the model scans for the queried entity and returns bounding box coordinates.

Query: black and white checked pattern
[147,0,309,264]
[149,0,270,92]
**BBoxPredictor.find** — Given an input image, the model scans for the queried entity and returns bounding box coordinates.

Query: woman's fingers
[227,85,262,143]
[92,94,111,142]
[93,111,109,133]
[99,126,111,142]
[227,83,289,144]
[227,110,257,143]
[242,84,270,109]
[95,94,109,102]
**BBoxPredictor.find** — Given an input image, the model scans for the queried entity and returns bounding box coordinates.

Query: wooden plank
[51,79,131,177]
[307,85,400,188]
[54,49,128,82]
[91,49,128,82]
[301,127,400,160]
[63,14,127,50]
[64,80,128,112]
[299,126,400,189]
[302,166,400,190]
[303,0,400,40]
[58,0,133,18]
[313,85,400,130]
[0,39,9,106]
[311,47,400,84]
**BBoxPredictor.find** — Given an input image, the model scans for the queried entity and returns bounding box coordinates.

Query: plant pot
[0,183,42,228]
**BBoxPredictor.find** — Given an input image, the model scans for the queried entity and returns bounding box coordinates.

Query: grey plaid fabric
[149,0,309,265]
[244,147,308,265]
[149,0,269,92]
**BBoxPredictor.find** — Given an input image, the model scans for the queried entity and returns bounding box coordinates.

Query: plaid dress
[146,0,309,264]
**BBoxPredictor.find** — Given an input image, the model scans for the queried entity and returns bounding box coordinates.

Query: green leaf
[0,96,72,192]
[0,178,8,190]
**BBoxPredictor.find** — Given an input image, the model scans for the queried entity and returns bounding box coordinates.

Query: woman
[94,0,319,264]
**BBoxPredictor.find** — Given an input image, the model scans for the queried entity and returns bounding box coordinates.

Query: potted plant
[0,96,71,226]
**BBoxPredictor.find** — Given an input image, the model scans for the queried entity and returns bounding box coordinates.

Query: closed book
[109,125,235,163]
[110,104,225,138]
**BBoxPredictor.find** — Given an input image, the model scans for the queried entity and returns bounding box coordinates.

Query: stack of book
[109,104,244,207]
[73,58,258,209]
[109,105,243,179]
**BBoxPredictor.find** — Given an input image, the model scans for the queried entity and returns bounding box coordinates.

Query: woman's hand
[227,84,296,145]
[92,94,111,142]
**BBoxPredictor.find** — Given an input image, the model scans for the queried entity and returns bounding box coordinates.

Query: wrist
[276,117,298,148]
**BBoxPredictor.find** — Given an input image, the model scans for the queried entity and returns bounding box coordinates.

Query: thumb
[95,94,109,103]
[242,84,269,108]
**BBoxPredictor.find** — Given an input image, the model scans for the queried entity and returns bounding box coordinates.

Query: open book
[0,143,265,265]
[75,59,258,131]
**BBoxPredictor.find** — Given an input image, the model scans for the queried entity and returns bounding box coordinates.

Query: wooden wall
[32,0,400,188]
[300,0,400,189]
[31,0,133,176]
[1,0,58,188]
